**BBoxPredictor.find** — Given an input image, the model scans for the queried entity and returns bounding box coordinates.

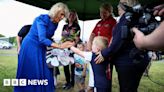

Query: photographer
[95,0,150,92]
[132,4,164,51]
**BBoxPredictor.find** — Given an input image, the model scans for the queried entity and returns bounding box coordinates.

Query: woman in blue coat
[14,2,73,92]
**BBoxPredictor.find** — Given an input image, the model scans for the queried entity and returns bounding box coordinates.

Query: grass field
[0,48,164,92]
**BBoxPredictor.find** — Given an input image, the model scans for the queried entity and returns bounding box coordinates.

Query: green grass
[138,62,164,92]
[0,48,17,92]
[0,48,164,92]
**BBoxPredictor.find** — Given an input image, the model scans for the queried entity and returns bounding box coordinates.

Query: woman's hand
[17,46,20,54]
[60,41,75,49]
[94,52,104,64]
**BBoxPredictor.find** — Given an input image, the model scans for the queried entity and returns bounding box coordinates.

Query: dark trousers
[96,87,111,92]
[63,64,75,86]
[115,61,149,92]
[95,63,113,92]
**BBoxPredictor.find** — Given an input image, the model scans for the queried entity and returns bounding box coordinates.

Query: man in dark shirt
[16,25,31,54]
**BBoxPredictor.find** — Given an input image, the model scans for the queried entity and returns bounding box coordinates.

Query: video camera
[120,3,161,39]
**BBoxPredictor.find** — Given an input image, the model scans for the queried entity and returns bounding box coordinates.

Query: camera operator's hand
[132,27,146,50]
[153,4,164,16]
[132,21,164,51]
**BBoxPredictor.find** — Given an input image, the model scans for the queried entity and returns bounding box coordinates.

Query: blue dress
[14,14,58,92]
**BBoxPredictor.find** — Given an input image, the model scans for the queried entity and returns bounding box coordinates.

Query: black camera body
[120,4,160,39]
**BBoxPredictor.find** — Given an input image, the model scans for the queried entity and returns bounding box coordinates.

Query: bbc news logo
[3,79,48,86]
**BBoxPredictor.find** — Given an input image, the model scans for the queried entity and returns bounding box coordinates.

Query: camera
[120,3,160,39]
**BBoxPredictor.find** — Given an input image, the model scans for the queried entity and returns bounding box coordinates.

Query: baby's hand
[75,63,82,68]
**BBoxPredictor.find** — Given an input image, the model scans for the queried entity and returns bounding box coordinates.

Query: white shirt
[83,52,94,87]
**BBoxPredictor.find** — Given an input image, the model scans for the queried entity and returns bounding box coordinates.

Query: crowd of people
[15,1,163,92]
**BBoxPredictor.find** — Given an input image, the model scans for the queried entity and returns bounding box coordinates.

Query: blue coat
[14,14,58,92]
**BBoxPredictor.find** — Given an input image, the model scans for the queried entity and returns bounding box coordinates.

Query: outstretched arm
[70,46,84,57]
[51,41,74,49]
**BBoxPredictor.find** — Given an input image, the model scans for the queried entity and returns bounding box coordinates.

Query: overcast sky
[0,0,101,42]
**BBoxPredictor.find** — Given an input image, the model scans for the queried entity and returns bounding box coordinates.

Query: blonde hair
[100,3,113,14]
[92,36,109,50]
[48,2,69,19]
[66,9,79,24]
[121,0,139,7]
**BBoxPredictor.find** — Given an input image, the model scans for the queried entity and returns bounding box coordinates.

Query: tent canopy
[16,0,161,20]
